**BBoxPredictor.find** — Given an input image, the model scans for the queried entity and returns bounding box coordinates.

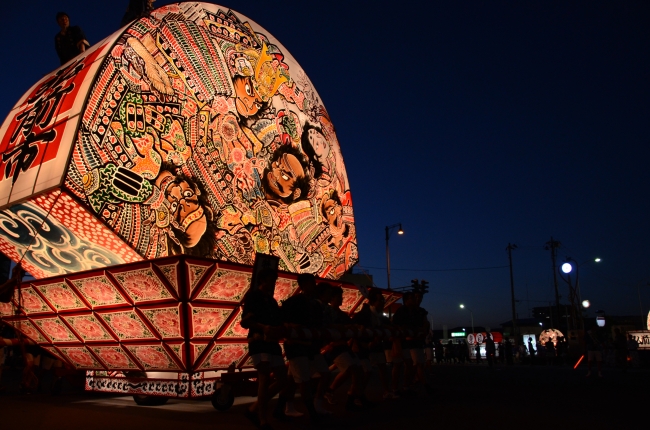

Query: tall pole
[385,226,391,291]
[559,259,578,332]
[545,237,562,328]
[638,282,646,330]
[507,243,518,337]
[575,263,583,330]
[565,259,582,332]
[461,305,475,335]
[385,223,403,292]
[561,257,598,332]
[470,310,475,336]
[566,272,576,331]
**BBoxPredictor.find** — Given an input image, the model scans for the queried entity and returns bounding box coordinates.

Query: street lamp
[459,304,474,335]
[559,257,601,330]
[385,223,403,291]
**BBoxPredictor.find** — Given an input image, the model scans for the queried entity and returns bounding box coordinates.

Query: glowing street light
[459,304,475,335]
[582,300,591,308]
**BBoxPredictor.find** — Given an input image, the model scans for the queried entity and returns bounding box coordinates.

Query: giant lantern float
[0,3,396,407]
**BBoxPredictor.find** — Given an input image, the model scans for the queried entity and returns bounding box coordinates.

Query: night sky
[2,1,649,330]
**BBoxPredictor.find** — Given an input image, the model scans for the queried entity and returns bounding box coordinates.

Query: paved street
[1,363,647,429]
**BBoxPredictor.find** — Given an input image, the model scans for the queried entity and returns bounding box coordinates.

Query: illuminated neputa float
[0,2,356,280]
[0,2,368,403]
[539,328,564,346]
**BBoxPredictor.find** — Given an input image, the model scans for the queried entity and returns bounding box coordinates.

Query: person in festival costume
[0,330,40,392]
[353,289,393,399]
[627,334,640,368]
[0,265,24,391]
[279,274,328,421]
[485,332,496,368]
[323,285,370,410]
[120,0,156,27]
[0,331,23,391]
[412,291,432,392]
[54,12,89,65]
[393,292,429,395]
[0,264,23,303]
[585,324,604,377]
[240,268,287,429]
[306,282,337,414]
[0,265,46,393]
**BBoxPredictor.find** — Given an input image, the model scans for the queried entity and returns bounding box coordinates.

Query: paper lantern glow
[538,328,564,346]
[0,3,357,280]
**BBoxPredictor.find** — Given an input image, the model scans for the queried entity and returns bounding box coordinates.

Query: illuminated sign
[522,333,537,346]
[466,332,503,345]
[451,331,466,338]
[466,333,485,344]
[628,330,650,350]
[0,3,356,280]
[470,344,485,359]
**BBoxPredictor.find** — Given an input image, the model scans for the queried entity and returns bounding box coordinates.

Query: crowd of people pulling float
[239,269,431,428]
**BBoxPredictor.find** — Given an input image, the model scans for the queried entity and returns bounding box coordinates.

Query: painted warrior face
[322,196,342,229]
[233,75,262,117]
[265,153,305,200]
[164,179,206,247]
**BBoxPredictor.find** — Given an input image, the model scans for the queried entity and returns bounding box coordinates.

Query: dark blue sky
[2,1,649,329]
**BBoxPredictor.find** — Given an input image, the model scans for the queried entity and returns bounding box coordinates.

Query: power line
[360,265,509,272]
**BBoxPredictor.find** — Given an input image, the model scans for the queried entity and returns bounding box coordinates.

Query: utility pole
[385,223,403,291]
[545,237,561,329]
[385,227,391,291]
[639,282,649,330]
[506,243,518,337]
